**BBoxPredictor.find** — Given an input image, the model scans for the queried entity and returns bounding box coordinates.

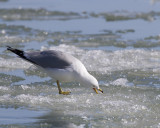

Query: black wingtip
[6,46,17,53]
[6,46,13,51]
[6,46,24,57]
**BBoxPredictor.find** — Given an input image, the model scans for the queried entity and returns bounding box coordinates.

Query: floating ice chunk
[41,44,160,74]
[14,94,53,106]
[4,44,160,73]
[0,57,32,69]
[1,30,6,34]
[131,105,147,112]
[41,44,84,57]
[67,123,85,128]
[0,94,11,102]
[20,85,31,90]
[110,78,129,86]
[156,95,160,100]
[0,86,9,91]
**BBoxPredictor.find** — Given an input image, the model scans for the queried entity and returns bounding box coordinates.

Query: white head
[80,73,103,94]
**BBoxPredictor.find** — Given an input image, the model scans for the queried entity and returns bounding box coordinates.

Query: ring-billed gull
[7,46,103,95]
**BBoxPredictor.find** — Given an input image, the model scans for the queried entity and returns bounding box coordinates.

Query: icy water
[0,0,160,127]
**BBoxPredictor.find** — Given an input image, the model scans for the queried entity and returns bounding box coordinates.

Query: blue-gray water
[0,0,160,128]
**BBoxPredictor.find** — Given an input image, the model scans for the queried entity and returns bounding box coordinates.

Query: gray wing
[25,50,73,69]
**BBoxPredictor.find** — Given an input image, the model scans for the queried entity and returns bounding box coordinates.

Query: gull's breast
[45,67,77,82]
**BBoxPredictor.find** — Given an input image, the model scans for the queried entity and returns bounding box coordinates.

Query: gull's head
[88,74,103,94]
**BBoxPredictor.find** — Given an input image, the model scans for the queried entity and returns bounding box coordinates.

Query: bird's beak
[93,88,103,94]
[98,88,103,93]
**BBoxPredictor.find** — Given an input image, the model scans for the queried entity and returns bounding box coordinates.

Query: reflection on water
[0,0,160,127]
[0,108,46,125]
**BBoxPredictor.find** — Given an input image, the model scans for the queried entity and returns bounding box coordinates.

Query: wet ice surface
[1,45,160,128]
[0,81,160,127]
[0,0,160,128]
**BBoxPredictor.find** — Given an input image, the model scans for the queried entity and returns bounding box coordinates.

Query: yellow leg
[56,80,71,95]
[93,88,98,94]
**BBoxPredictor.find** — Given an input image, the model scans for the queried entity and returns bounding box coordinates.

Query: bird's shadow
[35,110,87,128]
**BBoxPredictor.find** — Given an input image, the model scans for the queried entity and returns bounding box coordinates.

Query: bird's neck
[78,72,94,86]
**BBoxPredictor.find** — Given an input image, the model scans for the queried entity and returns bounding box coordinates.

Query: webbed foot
[59,91,71,95]
[56,80,71,95]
